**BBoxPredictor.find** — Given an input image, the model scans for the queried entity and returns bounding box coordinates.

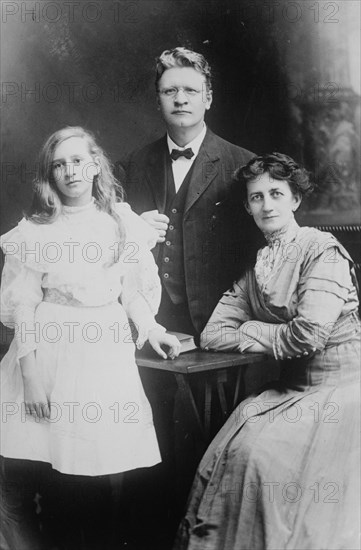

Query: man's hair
[155,47,212,90]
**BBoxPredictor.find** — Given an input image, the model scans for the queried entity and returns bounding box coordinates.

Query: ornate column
[295,1,360,226]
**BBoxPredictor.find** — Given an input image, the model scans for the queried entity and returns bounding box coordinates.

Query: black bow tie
[170,147,194,161]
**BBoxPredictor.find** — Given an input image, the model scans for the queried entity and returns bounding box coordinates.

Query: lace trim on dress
[254,217,299,290]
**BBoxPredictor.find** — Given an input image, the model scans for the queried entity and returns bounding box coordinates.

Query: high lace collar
[264,217,299,245]
[62,197,96,214]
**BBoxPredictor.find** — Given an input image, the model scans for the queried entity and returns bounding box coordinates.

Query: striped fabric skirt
[175,312,360,550]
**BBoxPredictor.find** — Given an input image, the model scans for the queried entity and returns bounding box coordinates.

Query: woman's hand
[240,340,269,354]
[148,328,181,360]
[239,321,276,354]
[20,352,50,419]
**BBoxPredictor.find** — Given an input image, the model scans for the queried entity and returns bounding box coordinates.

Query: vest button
[165,241,171,246]
[169,225,174,230]
[164,273,169,279]
[164,257,169,263]
[171,208,177,214]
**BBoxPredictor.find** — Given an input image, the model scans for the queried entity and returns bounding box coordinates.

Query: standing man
[120,47,255,548]
[123,47,254,337]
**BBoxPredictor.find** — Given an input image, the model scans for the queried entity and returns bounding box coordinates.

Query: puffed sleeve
[116,203,164,344]
[272,243,357,360]
[1,224,45,359]
[200,273,253,352]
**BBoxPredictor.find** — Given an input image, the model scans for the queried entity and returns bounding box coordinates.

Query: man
[120,48,255,547]
[122,47,255,337]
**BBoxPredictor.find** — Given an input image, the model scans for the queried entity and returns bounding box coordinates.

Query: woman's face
[245,172,301,235]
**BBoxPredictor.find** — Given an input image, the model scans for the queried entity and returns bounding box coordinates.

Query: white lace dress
[0,200,162,476]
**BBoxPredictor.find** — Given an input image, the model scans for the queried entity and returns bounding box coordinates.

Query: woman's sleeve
[201,241,357,358]
[1,230,44,359]
[200,275,253,351]
[272,244,355,360]
[118,204,164,341]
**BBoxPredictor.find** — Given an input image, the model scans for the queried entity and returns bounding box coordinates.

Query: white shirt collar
[167,123,207,159]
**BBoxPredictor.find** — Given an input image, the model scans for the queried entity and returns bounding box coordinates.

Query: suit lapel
[184,129,220,214]
[145,136,168,214]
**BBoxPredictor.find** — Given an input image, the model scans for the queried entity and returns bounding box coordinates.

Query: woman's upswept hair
[155,47,212,91]
[233,152,313,204]
[28,126,126,248]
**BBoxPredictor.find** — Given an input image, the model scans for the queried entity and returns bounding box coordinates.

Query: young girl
[0,126,180,549]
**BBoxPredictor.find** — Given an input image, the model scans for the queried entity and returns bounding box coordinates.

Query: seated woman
[174,153,360,550]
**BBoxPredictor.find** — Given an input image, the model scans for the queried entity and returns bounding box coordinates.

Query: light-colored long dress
[175,221,360,550]
[0,200,162,476]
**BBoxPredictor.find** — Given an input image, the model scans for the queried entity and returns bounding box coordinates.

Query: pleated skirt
[175,316,360,550]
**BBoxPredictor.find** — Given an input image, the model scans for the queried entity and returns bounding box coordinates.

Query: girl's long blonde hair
[28,126,126,251]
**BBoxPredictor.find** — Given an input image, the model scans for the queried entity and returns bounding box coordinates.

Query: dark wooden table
[136,349,271,441]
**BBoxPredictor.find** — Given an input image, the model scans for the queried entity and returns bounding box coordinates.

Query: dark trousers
[155,288,196,337]
[0,456,125,550]
[0,457,43,550]
[124,290,199,549]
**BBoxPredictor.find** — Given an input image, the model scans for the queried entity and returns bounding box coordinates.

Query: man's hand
[148,328,181,360]
[140,210,170,243]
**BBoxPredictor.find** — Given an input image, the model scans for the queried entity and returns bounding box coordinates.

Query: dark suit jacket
[119,129,255,334]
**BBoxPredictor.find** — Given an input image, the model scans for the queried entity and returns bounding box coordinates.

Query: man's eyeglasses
[158,87,203,98]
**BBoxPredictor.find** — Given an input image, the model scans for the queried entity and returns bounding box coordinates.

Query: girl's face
[245,172,301,235]
[52,137,99,206]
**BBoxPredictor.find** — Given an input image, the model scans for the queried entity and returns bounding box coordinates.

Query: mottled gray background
[1,0,360,231]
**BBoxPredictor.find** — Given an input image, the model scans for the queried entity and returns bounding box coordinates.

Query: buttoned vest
[158,158,195,304]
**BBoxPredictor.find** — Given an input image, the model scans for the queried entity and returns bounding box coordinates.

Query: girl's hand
[23,376,50,420]
[148,328,181,360]
[20,351,50,419]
